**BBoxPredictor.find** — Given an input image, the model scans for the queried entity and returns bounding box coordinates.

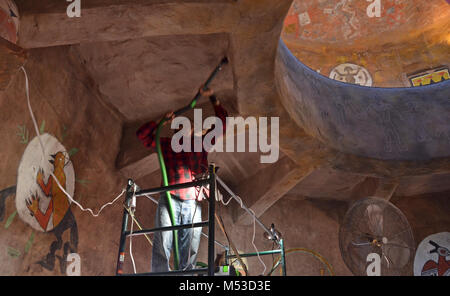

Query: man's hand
[209,95,220,106]
[163,111,175,125]
[199,86,214,97]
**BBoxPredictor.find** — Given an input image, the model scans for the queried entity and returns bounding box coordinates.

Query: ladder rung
[134,179,209,196]
[226,249,282,259]
[125,221,209,237]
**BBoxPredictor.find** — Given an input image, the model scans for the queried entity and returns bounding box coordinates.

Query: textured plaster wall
[0,45,124,275]
[195,191,450,276]
[392,192,450,248]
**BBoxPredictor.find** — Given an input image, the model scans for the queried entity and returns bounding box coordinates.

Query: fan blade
[382,237,412,268]
[367,204,384,236]
[388,228,410,241]
[383,242,414,250]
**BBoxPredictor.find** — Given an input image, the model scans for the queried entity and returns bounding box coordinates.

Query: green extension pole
[155,57,228,270]
[155,122,181,269]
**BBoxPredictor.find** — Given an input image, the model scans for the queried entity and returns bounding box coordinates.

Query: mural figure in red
[421,240,450,276]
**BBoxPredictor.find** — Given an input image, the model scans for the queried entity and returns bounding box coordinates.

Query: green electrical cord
[154,57,228,271]
[155,119,181,270]
[155,95,203,270]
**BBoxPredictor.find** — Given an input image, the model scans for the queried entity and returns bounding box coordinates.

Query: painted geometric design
[329,63,373,86]
[282,0,412,43]
[409,68,450,87]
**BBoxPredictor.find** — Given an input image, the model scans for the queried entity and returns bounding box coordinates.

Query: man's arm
[200,94,228,149]
[136,112,175,149]
[136,121,158,149]
[210,95,228,134]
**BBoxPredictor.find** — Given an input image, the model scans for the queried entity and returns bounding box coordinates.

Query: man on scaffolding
[136,87,228,272]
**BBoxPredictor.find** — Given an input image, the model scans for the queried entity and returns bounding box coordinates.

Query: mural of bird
[0,129,79,274]
[26,152,70,231]
[421,240,450,276]
[23,149,77,272]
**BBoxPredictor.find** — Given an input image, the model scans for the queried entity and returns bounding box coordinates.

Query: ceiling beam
[329,153,450,179]
[0,37,27,91]
[119,153,160,182]
[231,156,313,225]
[372,180,399,201]
[18,1,238,48]
[347,176,399,203]
[116,121,161,181]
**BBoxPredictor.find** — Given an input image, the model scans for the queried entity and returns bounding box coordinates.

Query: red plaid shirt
[137,103,227,200]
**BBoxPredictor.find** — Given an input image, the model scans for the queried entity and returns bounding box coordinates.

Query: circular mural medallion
[16,134,75,232]
[329,63,373,86]
[414,232,450,276]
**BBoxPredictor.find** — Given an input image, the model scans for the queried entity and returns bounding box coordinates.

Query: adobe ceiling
[281,0,450,87]
[8,0,450,223]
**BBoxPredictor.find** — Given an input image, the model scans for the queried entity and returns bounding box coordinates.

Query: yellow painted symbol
[410,69,450,87]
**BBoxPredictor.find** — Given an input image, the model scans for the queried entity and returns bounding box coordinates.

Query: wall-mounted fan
[339,197,415,276]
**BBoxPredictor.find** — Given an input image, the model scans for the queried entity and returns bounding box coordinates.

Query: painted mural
[0,123,80,274]
[408,68,450,87]
[282,0,413,43]
[16,134,75,231]
[329,63,373,86]
[0,0,19,44]
[281,1,450,88]
[414,232,450,276]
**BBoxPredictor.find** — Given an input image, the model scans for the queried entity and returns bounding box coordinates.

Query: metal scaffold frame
[115,164,287,276]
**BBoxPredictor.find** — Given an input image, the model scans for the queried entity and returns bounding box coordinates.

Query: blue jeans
[151,196,202,272]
